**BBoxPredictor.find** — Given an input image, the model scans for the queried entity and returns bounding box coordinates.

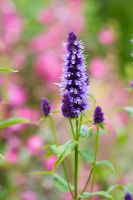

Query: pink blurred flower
[12,51,27,69]
[90,57,106,78]
[21,191,37,200]
[98,27,116,45]
[8,85,27,107]
[38,8,55,24]
[0,0,23,49]
[27,135,44,155]
[63,192,71,200]
[6,149,19,164]
[8,107,40,132]
[46,155,57,171]
[34,52,61,82]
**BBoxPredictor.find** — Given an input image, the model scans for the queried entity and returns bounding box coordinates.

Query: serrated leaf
[0,117,29,129]
[54,140,76,168]
[79,149,115,173]
[79,191,114,199]
[124,106,133,117]
[79,125,93,139]
[0,67,18,73]
[107,184,124,193]
[53,174,74,192]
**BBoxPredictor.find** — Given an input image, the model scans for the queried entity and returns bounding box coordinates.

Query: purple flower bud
[93,106,104,124]
[129,80,133,88]
[124,193,133,200]
[41,98,51,117]
[61,32,89,118]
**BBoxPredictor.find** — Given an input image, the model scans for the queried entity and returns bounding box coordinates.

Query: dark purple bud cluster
[93,106,104,124]
[41,97,51,117]
[61,32,89,118]
[124,193,133,200]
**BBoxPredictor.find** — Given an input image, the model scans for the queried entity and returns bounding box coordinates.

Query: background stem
[90,125,99,200]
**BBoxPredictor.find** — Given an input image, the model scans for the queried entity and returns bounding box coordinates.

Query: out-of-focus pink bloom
[6,137,20,164]
[98,27,116,45]
[21,191,37,200]
[6,149,19,164]
[38,8,55,24]
[0,0,23,49]
[8,85,27,107]
[46,155,57,171]
[27,135,43,155]
[90,57,106,78]
[8,107,40,132]
[34,52,61,82]
[63,192,71,200]
[12,51,27,69]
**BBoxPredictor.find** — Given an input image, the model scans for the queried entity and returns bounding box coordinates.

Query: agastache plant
[37,32,129,200]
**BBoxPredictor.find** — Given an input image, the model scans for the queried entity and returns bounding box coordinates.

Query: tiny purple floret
[129,80,133,88]
[41,97,51,117]
[93,106,104,124]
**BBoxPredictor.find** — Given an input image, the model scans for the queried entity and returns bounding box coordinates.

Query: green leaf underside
[0,117,29,129]
[0,67,18,73]
[53,174,74,192]
[54,140,77,168]
[80,191,114,199]
[124,106,133,117]
[107,184,124,192]
[79,149,115,173]
[79,125,93,138]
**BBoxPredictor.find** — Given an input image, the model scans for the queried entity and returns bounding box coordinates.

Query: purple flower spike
[93,106,104,124]
[61,32,89,118]
[41,97,51,117]
[129,80,133,88]
[124,193,133,200]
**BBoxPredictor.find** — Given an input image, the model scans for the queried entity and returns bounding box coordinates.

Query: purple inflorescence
[41,97,51,117]
[93,106,104,124]
[129,80,133,88]
[61,32,89,118]
[124,193,133,200]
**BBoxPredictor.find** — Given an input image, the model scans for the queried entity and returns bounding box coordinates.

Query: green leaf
[79,125,93,139]
[79,149,94,162]
[50,144,58,154]
[31,170,54,176]
[0,67,18,73]
[54,140,76,168]
[79,149,115,173]
[124,183,133,193]
[107,184,124,193]
[79,191,114,199]
[53,174,73,192]
[124,106,133,117]
[96,160,115,173]
[0,117,29,129]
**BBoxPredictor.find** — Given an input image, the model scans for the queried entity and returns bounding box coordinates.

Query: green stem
[49,115,73,198]
[62,162,73,198]
[69,118,76,140]
[90,125,99,200]
[80,168,93,195]
[74,119,79,200]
